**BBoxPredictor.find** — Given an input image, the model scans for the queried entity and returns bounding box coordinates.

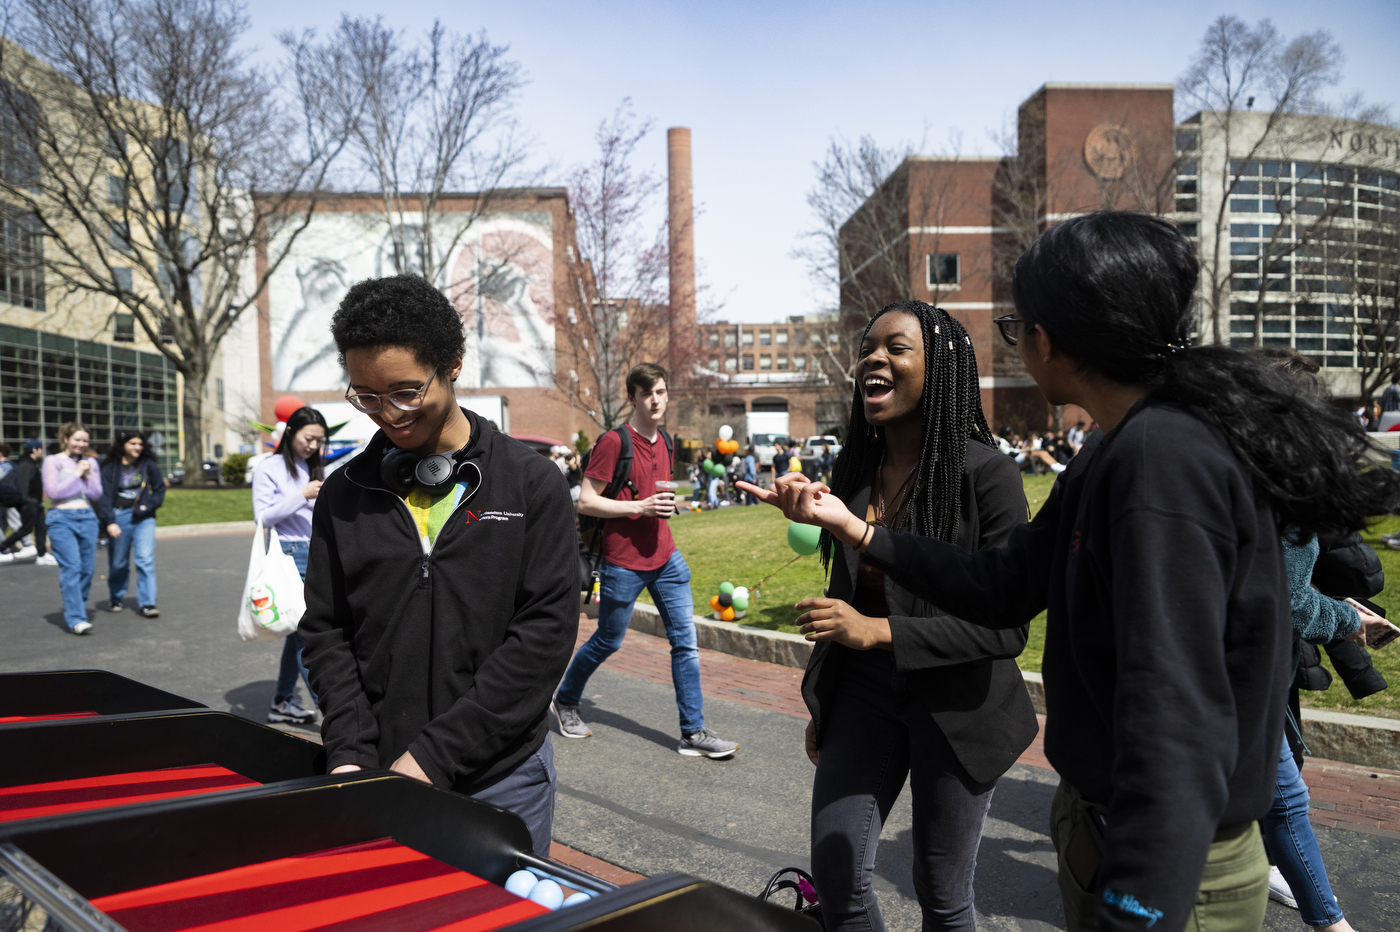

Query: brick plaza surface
[574,613,1400,845]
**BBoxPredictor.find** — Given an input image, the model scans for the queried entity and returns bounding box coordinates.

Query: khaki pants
[1049,780,1269,932]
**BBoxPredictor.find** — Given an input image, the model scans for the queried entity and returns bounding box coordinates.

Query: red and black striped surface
[0,711,101,724]
[90,837,549,932]
[0,764,261,822]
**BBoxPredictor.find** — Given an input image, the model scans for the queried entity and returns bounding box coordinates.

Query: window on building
[742,330,754,346]
[776,354,788,370]
[0,208,44,310]
[159,318,174,344]
[725,357,737,372]
[828,332,839,345]
[708,331,718,346]
[929,253,960,287]
[743,355,754,370]
[723,331,736,347]
[759,329,771,346]
[110,221,132,253]
[793,355,807,370]
[113,267,133,292]
[0,82,40,190]
[216,377,225,411]
[793,328,805,345]
[106,128,127,161]
[107,175,127,207]
[775,330,788,346]
[113,313,135,342]
[759,354,772,370]
[1175,131,1199,152]
[811,332,822,346]
[707,359,719,370]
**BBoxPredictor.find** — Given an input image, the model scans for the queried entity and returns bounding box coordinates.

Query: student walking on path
[743,212,1400,932]
[44,423,104,634]
[252,405,327,725]
[553,363,738,759]
[792,301,1036,932]
[97,431,165,617]
[0,440,54,564]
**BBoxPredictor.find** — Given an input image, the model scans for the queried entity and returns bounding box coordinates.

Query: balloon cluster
[715,423,739,456]
[709,581,750,621]
[504,870,593,910]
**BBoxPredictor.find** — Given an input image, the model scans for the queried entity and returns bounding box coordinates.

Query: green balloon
[787,521,821,556]
[718,581,735,595]
[703,459,716,475]
[732,596,749,612]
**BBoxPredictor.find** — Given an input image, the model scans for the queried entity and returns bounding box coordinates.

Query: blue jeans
[275,539,316,705]
[48,508,98,630]
[556,550,705,735]
[1261,735,1345,926]
[108,509,157,607]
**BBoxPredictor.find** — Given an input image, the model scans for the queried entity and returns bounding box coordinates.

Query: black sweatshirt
[299,408,580,793]
[863,399,1290,932]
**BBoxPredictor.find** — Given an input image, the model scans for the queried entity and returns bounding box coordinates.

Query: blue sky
[242,0,1400,322]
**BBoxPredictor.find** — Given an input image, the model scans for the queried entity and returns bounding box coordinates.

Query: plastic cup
[656,480,679,518]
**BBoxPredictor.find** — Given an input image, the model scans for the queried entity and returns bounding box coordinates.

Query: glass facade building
[0,323,180,473]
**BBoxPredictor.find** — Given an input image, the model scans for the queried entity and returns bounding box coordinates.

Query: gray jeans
[471,734,557,857]
[811,650,996,932]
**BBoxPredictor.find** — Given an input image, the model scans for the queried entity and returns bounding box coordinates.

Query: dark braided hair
[819,301,996,569]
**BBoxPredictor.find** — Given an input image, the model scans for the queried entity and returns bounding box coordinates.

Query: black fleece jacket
[806,440,1038,785]
[299,408,579,793]
[862,399,1290,932]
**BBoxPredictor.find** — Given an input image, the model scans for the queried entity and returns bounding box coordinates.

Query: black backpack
[577,424,673,556]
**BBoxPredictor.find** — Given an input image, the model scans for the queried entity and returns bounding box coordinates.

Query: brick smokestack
[667,127,696,381]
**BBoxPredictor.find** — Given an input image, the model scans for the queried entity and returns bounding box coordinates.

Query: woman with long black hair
[790,301,1035,932]
[741,211,1400,932]
[98,430,165,616]
[252,405,328,725]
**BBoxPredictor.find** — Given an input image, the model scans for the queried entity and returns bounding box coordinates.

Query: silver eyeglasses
[345,367,439,414]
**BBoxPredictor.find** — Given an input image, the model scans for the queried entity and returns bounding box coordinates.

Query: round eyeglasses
[345,367,439,414]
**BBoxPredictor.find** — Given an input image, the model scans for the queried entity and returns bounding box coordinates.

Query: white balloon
[505,870,538,898]
[731,456,741,467]
[718,424,734,441]
[529,879,565,910]
[734,587,749,600]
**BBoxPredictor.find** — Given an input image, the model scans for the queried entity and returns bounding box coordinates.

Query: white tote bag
[236,521,307,642]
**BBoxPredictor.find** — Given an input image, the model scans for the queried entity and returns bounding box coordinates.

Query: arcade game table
[0,671,203,724]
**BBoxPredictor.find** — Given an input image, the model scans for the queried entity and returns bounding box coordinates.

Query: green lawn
[156,488,254,526]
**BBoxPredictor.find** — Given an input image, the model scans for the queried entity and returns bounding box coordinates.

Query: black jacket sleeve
[864,468,1060,631]
[137,460,166,518]
[407,466,581,787]
[300,477,381,771]
[96,463,117,527]
[887,448,1031,669]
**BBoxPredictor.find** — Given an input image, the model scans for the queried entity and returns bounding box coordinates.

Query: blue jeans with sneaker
[48,508,98,630]
[108,509,157,608]
[274,539,316,705]
[556,549,704,735]
[1261,734,1346,926]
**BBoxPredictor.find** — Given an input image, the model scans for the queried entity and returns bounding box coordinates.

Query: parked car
[749,433,791,469]
[799,435,843,458]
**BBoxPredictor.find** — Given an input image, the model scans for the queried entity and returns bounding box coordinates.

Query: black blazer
[801,440,1039,784]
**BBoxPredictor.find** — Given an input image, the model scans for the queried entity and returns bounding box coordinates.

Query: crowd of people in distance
[997,425,1087,474]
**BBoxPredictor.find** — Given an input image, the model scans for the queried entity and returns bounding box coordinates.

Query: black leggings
[1,502,46,555]
[810,650,996,932]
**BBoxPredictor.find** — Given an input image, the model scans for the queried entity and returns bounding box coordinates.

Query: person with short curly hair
[302,274,578,856]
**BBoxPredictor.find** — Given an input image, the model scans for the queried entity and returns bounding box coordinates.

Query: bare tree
[555,102,670,431]
[0,0,348,478]
[1177,15,1344,344]
[288,17,533,298]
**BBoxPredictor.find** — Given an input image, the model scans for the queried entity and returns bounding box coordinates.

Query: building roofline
[1037,82,1175,91]
[259,186,568,201]
[907,155,1005,163]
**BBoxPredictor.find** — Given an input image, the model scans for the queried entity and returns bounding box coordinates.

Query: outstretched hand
[735,474,866,547]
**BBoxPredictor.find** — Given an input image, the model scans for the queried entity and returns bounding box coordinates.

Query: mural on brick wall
[268,211,555,393]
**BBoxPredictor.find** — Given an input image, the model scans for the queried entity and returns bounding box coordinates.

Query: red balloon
[274,395,307,424]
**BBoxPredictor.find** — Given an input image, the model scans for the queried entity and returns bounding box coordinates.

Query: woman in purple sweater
[251,406,328,724]
[43,423,104,634]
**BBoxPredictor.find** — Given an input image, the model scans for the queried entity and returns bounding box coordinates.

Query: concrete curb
[154,520,256,539]
[627,604,1400,771]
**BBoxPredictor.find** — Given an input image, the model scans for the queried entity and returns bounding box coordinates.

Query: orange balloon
[716,439,739,455]
[710,595,722,611]
[721,606,736,621]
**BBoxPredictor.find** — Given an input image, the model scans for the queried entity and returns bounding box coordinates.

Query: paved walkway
[574,616,1400,840]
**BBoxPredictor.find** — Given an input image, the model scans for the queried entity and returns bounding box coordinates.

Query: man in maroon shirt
[552,364,738,758]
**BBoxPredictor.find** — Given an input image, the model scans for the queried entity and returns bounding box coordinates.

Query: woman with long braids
[789,301,1036,932]
[743,212,1400,932]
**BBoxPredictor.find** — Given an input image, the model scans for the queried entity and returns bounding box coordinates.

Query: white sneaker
[0,552,13,564]
[1268,865,1298,910]
[69,621,93,635]
[12,546,36,559]
[33,553,58,566]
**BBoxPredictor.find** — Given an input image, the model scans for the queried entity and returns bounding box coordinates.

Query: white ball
[528,879,565,910]
[505,870,537,898]
[563,892,592,907]
[719,425,733,441]
[734,587,748,600]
